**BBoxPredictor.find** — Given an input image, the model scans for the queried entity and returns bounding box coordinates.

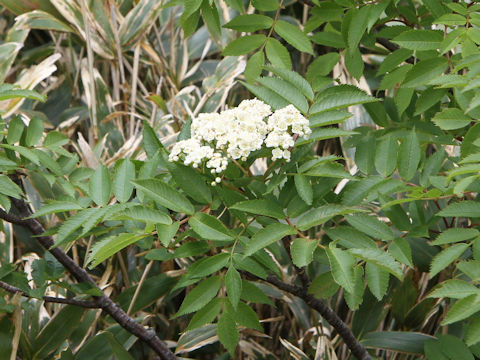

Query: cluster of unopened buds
[168,99,311,186]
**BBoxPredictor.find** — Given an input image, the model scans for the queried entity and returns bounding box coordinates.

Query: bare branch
[0,194,177,360]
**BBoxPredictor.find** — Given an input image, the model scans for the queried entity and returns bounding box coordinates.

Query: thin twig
[248,273,372,360]
[0,280,98,308]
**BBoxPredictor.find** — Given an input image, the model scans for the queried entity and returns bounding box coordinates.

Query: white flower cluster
[168,99,311,182]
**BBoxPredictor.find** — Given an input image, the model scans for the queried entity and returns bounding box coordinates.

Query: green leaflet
[430,243,470,278]
[133,178,194,214]
[346,214,394,241]
[290,238,318,268]
[366,262,390,301]
[225,265,242,310]
[428,279,480,299]
[89,165,111,207]
[174,276,221,318]
[265,38,291,69]
[223,14,273,32]
[113,158,135,203]
[375,134,399,177]
[432,228,479,245]
[326,243,356,293]
[432,108,471,130]
[310,85,378,114]
[230,199,285,219]
[442,293,480,325]
[189,212,234,241]
[217,311,239,355]
[297,205,357,231]
[186,298,222,331]
[222,34,266,56]
[294,174,313,205]
[397,129,421,181]
[244,223,296,256]
[348,247,403,280]
[437,201,480,218]
[0,174,23,199]
[87,233,149,268]
[392,30,444,50]
[274,20,313,55]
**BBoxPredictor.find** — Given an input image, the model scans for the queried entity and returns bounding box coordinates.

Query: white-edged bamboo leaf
[274,20,313,55]
[326,244,356,293]
[189,212,234,241]
[349,248,403,279]
[291,238,318,268]
[244,223,296,256]
[119,0,163,47]
[430,243,470,278]
[346,214,394,241]
[89,165,111,207]
[113,159,135,203]
[87,233,149,268]
[432,228,479,245]
[174,276,222,318]
[225,266,242,310]
[133,178,194,214]
[222,34,266,56]
[15,10,73,32]
[366,262,390,301]
[230,199,285,219]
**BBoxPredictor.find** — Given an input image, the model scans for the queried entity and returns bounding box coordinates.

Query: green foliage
[3,0,480,358]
